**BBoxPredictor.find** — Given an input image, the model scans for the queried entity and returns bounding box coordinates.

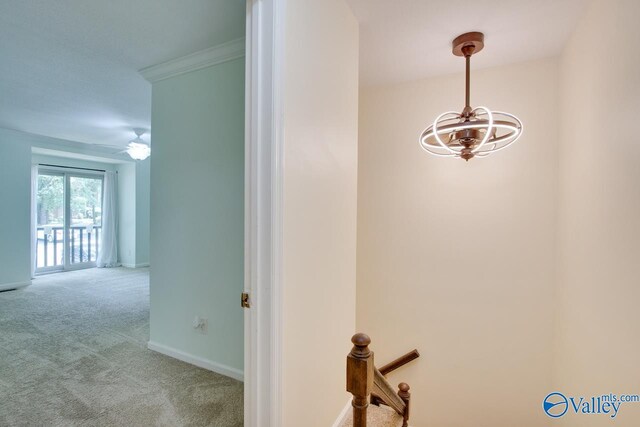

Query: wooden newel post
[347,333,374,427]
[398,383,411,427]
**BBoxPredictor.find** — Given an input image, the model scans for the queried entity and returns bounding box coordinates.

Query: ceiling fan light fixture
[419,32,523,161]
[126,130,150,160]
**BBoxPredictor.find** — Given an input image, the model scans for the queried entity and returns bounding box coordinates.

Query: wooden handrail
[372,367,405,415]
[379,349,420,376]
[371,349,420,409]
[346,334,416,427]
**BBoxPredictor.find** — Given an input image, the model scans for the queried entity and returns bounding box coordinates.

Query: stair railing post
[398,383,411,427]
[346,333,374,427]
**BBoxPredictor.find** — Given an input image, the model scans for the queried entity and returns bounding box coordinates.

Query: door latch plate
[241,292,250,309]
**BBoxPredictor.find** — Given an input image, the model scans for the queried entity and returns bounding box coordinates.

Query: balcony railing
[36,225,101,269]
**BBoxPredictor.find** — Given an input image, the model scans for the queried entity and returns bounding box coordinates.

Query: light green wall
[135,158,150,266]
[116,162,136,266]
[0,136,31,288]
[116,159,150,268]
[149,58,245,373]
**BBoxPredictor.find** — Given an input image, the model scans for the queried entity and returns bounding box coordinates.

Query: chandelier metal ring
[419,112,522,157]
[430,111,462,155]
[470,106,493,153]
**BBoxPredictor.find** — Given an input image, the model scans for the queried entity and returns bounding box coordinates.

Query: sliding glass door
[36,173,65,272]
[68,175,103,267]
[35,169,103,273]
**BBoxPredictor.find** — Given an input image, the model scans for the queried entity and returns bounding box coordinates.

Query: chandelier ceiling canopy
[419,32,523,161]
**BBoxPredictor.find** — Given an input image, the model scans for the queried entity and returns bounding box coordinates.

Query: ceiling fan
[124,130,151,160]
[93,129,151,161]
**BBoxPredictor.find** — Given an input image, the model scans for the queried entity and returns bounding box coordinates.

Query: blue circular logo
[543,392,568,418]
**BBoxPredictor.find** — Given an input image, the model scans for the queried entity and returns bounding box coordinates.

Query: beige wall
[357,59,560,426]
[280,0,359,425]
[555,1,640,425]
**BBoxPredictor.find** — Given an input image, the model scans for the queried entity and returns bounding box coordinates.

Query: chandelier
[419,32,523,161]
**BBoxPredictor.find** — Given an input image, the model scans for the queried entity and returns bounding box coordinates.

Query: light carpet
[339,404,403,427]
[0,267,243,427]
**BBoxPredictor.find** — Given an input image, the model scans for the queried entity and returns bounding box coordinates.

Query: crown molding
[139,37,245,83]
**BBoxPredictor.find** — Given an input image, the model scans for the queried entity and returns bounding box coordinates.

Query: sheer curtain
[31,164,38,277]
[97,171,119,267]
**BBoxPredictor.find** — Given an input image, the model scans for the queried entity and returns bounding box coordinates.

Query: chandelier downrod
[453,32,482,115]
[465,52,471,111]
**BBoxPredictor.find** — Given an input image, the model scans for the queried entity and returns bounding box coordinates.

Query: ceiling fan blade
[91,143,126,149]
[85,143,131,157]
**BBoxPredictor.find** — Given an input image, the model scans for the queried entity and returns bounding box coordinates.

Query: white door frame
[244,0,285,425]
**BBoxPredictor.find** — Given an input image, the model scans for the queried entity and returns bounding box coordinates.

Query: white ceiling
[0,0,245,147]
[345,0,590,87]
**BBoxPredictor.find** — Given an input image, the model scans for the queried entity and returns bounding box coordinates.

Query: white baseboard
[332,399,352,427]
[0,280,31,292]
[147,340,243,382]
[121,263,150,268]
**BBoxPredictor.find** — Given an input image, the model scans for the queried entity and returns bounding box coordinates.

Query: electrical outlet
[192,316,208,335]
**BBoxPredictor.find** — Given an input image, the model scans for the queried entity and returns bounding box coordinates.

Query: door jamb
[244,0,285,426]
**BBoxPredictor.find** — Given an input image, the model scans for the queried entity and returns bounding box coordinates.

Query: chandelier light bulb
[418,32,523,161]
